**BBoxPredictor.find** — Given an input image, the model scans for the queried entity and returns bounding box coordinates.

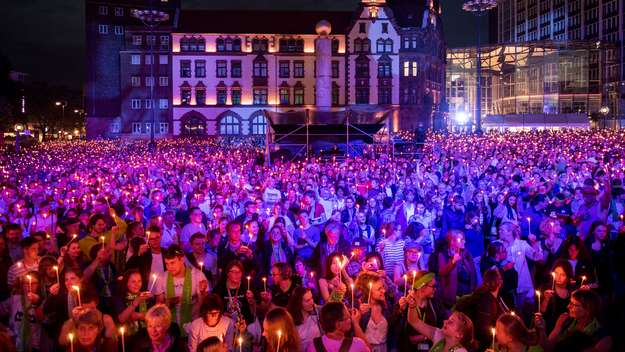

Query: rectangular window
[196,89,206,105]
[145,123,152,134]
[159,123,168,134]
[294,87,304,105]
[216,88,227,105]
[113,26,124,35]
[279,88,290,105]
[356,61,369,77]
[110,123,121,133]
[145,77,154,87]
[131,55,141,65]
[359,23,366,33]
[132,35,142,46]
[114,7,123,16]
[293,61,305,78]
[98,6,108,15]
[131,76,141,87]
[146,35,156,46]
[131,99,141,109]
[231,61,242,78]
[403,61,410,77]
[378,62,391,78]
[145,55,153,65]
[231,89,241,105]
[159,99,168,109]
[411,62,417,77]
[159,55,168,65]
[216,60,227,78]
[144,99,153,109]
[160,35,170,49]
[332,61,339,78]
[332,84,339,105]
[356,87,369,104]
[180,60,191,77]
[279,61,290,78]
[159,76,168,86]
[181,87,191,105]
[253,88,268,104]
[253,60,268,77]
[98,24,109,34]
[382,23,388,33]
[132,123,142,134]
[378,86,391,104]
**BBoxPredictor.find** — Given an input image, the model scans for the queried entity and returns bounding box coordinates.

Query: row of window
[130,99,169,110]
[131,34,170,48]
[178,37,342,54]
[130,76,169,87]
[98,5,125,17]
[124,122,169,135]
[355,87,392,104]
[180,85,242,106]
[353,38,394,53]
[180,60,242,78]
[98,24,124,35]
[355,58,392,78]
[131,54,169,65]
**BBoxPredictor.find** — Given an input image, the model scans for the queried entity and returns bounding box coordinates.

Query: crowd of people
[0,129,624,352]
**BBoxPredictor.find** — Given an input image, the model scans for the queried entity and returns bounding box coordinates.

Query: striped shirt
[377,239,406,277]
[7,259,40,288]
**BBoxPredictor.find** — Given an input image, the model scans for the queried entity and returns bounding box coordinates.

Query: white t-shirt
[150,252,165,274]
[304,335,370,352]
[152,267,208,324]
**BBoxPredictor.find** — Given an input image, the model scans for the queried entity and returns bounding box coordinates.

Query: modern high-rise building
[85,0,446,138]
[494,0,624,126]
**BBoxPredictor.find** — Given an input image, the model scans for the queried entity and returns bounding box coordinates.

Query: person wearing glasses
[151,244,209,335]
[397,271,448,352]
[186,293,240,352]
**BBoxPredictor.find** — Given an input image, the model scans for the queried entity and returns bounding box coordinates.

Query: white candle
[535,290,541,313]
[68,332,74,352]
[247,276,251,291]
[119,326,126,352]
[526,217,531,236]
[238,336,243,352]
[350,283,355,312]
[26,274,32,293]
[403,274,408,297]
[263,277,267,292]
[367,282,373,304]
[551,272,556,290]
[491,327,496,349]
[53,265,60,284]
[148,274,158,292]
[199,261,204,273]
[72,285,81,306]
[100,236,106,248]
[580,275,587,286]
[276,330,282,352]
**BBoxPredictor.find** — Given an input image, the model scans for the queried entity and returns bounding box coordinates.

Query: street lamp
[463,0,497,134]
[55,101,68,133]
[132,8,169,152]
[600,106,610,129]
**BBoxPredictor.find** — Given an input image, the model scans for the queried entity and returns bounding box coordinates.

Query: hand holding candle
[368,282,373,304]
[535,290,541,313]
[551,271,556,290]
[148,273,158,292]
[247,276,251,291]
[53,265,60,284]
[72,285,81,306]
[263,277,267,292]
[276,330,282,352]
[491,327,496,349]
[68,332,74,352]
[119,326,126,352]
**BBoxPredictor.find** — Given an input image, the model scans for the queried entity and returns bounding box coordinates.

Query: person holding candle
[539,259,573,334]
[59,240,88,274]
[78,213,126,262]
[435,230,477,309]
[319,252,353,303]
[216,222,256,276]
[58,287,117,348]
[547,289,612,352]
[265,262,300,308]
[41,267,84,350]
[126,227,167,291]
[114,269,153,342]
[393,242,424,289]
[152,245,209,336]
[0,270,43,352]
[287,287,322,352]
[355,272,390,352]
[557,235,594,286]
[306,301,370,352]
[37,255,59,298]
[310,221,351,277]
[185,232,217,286]
[262,307,300,352]
[212,260,256,326]
[129,304,187,352]
[293,210,321,263]
[584,221,613,295]
[64,308,116,352]
[186,293,239,352]
[376,223,406,279]
[485,313,546,352]
[258,225,295,279]
[7,237,41,288]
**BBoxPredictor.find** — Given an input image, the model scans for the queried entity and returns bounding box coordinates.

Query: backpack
[313,336,353,352]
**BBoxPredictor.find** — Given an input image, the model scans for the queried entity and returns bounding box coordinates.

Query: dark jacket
[257,240,295,276]
[130,325,186,352]
[310,238,351,275]
[126,248,167,291]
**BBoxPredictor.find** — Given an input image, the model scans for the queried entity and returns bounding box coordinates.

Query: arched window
[250,111,268,135]
[181,113,206,135]
[253,56,268,77]
[219,113,241,135]
[216,38,225,52]
[376,38,385,53]
[385,39,393,53]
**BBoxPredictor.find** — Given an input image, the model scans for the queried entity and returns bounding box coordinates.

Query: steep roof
[386,0,439,28]
[176,9,354,35]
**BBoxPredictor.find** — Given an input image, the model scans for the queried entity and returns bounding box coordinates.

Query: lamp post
[463,0,497,134]
[55,101,68,134]
[132,7,169,152]
[599,106,610,129]
[14,123,24,152]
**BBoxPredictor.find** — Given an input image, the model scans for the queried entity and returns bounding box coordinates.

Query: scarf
[166,268,193,335]
[126,293,147,334]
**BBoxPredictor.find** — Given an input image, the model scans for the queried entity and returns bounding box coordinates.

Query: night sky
[1,0,489,89]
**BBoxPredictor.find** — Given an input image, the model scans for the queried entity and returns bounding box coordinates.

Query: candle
[403,274,408,297]
[100,236,105,248]
[580,275,587,286]
[26,274,32,293]
[199,261,204,273]
[238,336,243,352]
[526,217,531,236]
[263,277,267,292]
[276,330,282,352]
[247,276,251,291]
[68,332,74,352]
[146,231,151,242]
[72,285,81,306]
[491,327,496,349]
[53,265,60,284]
[149,274,158,292]
[551,272,556,290]
[346,282,353,311]
[412,270,417,283]
[119,326,126,352]
[535,290,541,313]
[367,282,373,304]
